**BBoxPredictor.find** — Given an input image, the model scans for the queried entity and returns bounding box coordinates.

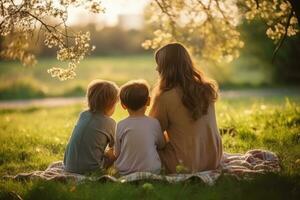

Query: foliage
[0,97,299,199]
[0,78,46,100]
[0,0,299,80]
[142,0,299,62]
[242,0,298,42]
[0,0,103,80]
[236,19,300,84]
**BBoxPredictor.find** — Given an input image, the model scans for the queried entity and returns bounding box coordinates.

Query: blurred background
[1,2,300,196]
[0,0,299,100]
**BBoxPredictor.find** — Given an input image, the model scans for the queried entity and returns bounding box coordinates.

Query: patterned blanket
[3,149,280,185]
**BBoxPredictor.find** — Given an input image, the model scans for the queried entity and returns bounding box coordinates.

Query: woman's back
[150,87,222,173]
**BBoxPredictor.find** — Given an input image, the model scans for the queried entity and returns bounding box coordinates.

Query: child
[63,80,119,174]
[114,80,165,175]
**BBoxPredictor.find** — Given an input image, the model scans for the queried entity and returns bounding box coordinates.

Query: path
[0,88,299,109]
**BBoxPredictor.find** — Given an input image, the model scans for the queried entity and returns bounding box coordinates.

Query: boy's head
[87,80,119,115]
[120,80,150,111]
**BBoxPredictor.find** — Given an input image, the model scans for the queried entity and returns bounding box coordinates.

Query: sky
[67,0,149,27]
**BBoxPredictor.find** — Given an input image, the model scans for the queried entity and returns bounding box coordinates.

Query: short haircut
[120,80,150,111]
[87,80,119,113]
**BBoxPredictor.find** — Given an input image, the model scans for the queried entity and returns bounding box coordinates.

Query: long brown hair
[154,43,218,120]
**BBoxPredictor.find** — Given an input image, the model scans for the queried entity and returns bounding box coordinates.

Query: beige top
[149,87,222,174]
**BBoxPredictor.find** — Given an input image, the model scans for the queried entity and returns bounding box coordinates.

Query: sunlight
[1,0,300,198]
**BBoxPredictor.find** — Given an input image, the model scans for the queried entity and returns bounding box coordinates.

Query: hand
[104,147,116,161]
[164,131,170,143]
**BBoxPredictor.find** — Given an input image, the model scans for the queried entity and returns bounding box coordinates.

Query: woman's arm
[149,94,169,131]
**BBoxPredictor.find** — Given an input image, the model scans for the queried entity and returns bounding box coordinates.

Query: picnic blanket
[4,149,280,185]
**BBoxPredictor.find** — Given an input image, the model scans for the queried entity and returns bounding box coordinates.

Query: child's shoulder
[116,117,160,132]
[144,116,160,125]
[136,116,161,127]
[79,110,116,125]
[79,110,90,116]
[117,117,129,126]
[77,110,92,120]
[117,116,157,125]
[99,114,116,126]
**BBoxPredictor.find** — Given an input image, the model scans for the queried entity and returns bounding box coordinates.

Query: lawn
[0,96,299,200]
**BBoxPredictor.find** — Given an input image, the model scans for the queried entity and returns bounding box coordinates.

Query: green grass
[0,96,300,199]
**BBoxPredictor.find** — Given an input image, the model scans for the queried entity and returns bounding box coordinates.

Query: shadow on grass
[1,173,299,200]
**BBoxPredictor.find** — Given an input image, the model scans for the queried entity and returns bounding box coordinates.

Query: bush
[0,80,46,100]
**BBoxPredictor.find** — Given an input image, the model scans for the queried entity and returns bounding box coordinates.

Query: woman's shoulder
[155,87,180,100]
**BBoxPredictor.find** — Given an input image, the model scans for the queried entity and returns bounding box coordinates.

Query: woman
[149,43,222,174]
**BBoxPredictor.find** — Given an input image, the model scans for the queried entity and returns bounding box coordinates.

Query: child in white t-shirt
[114,80,165,175]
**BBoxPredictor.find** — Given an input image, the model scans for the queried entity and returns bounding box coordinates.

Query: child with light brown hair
[64,80,118,174]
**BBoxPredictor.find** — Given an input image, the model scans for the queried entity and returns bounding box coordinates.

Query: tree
[0,0,103,80]
[142,0,299,63]
[233,19,300,84]
[1,0,299,80]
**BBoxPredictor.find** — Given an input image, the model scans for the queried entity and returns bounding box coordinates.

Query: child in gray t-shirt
[114,80,165,175]
[63,80,119,174]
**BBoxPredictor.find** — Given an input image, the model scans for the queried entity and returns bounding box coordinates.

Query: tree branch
[9,0,16,7]
[207,0,212,10]
[196,0,208,10]
[23,10,68,48]
[1,0,4,16]
[254,0,259,9]
[0,2,24,28]
[272,11,294,63]
[215,0,231,25]
[154,0,177,38]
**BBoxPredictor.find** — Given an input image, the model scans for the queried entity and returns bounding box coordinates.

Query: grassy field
[0,55,271,100]
[1,54,299,199]
[0,96,300,200]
